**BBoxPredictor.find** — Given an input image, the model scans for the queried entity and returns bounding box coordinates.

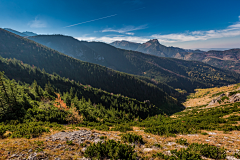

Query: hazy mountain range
[3,28,38,37]
[110,39,240,73]
[25,34,240,93]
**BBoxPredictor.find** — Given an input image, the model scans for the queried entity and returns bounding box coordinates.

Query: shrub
[99,136,107,140]
[0,126,6,138]
[66,140,74,145]
[188,143,226,159]
[121,133,144,144]
[153,149,202,160]
[234,151,240,159]
[94,124,109,131]
[84,140,137,159]
[176,138,188,146]
[171,149,202,159]
[153,143,161,148]
[111,124,133,132]
[201,132,208,135]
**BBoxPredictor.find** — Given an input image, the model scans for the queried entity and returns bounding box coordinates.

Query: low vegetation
[84,140,137,159]
[121,133,144,144]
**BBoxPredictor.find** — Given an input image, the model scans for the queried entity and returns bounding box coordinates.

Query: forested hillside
[0,56,168,118]
[28,34,240,92]
[0,28,180,114]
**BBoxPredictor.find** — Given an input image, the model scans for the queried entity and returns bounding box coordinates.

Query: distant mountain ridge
[110,39,240,73]
[3,28,37,37]
[111,39,203,58]
[27,34,240,92]
[0,28,182,114]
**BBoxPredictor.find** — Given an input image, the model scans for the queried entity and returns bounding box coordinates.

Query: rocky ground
[0,127,239,160]
[1,85,240,160]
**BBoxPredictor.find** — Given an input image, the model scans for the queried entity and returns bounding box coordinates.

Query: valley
[0,28,240,159]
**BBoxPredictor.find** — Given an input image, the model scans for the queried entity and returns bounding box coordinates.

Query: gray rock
[230,93,240,103]
[226,156,240,160]
[81,147,87,152]
[47,130,105,144]
[143,148,153,152]
[219,93,226,97]
[167,142,176,146]
[10,154,19,158]
[208,132,217,135]
[27,152,37,160]
[78,157,91,160]
[164,150,172,156]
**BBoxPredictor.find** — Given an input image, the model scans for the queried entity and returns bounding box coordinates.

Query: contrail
[64,7,146,28]
[64,14,118,28]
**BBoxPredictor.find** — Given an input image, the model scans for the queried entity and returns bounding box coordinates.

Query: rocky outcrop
[229,93,240,103]
[46,130,105,144]
[208,93,225,106]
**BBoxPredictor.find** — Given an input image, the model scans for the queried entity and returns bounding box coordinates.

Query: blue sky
[1,0,240,49]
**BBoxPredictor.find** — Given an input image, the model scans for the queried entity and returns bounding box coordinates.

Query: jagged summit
[146,39,160,44]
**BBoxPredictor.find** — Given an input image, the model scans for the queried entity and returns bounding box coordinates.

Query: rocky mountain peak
[147,39,160,44]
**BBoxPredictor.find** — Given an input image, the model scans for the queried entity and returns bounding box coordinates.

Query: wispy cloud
[75,16,240,45]
[76,35,148,43]
[152,16,240,43]
[102,24,148,35]
[64,14,117,28]
[28,17,47,28]
[125,32,135,35]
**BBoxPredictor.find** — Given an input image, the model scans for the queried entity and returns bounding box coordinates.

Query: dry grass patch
[183,84,238,108]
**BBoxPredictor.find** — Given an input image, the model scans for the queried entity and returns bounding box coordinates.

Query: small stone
[28,152,37,160]
[208,132,217,135]
[164,150,172,156]
[226,156,240,160]
[10,154,18,158]
[167,142,176,146]
[143,148,153,152]
[81,147,86,152]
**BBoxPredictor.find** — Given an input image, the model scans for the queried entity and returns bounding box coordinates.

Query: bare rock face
[208,93,226,106]
[46,130,105,145]
[229,93,240,103]
[208,97,221,106]
[219,93,226,97]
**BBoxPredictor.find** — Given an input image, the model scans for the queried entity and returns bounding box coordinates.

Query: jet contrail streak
[64,14,118,28]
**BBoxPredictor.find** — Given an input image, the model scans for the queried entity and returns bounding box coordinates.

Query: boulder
[229,93,240,103]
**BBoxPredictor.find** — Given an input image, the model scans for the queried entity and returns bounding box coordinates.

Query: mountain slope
[28,35,137,73]
[3,28,28,37]
[28,35,240,92]
[0,56,162,119]
[3,28,38,37]
[184,49,240,73]
[0,28,181,114]
[111,39,203,58]
[111,39,240,73]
